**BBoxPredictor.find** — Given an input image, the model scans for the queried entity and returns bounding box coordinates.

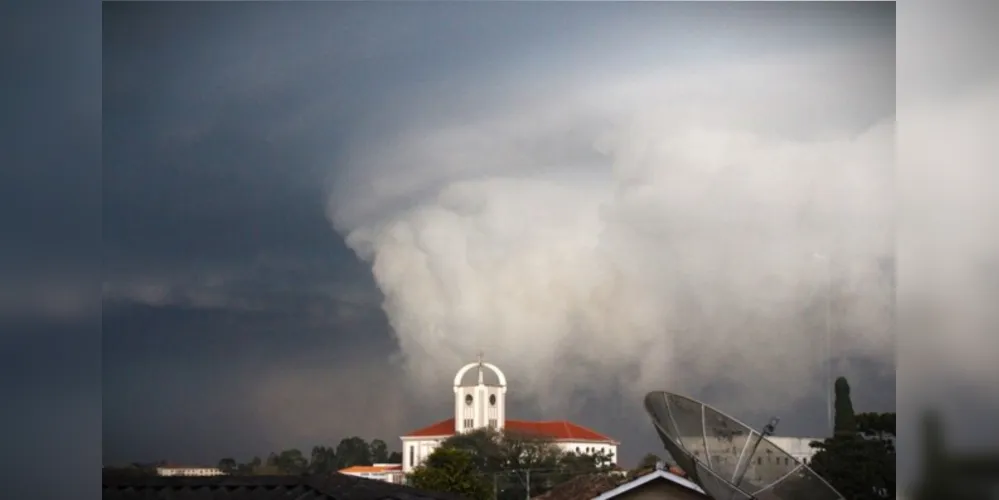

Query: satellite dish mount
[731,416,780,488]
[644,391,846,500]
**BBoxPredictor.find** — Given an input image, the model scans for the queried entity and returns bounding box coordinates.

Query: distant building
[400,356,619,474]
[678,435,822,466]
[339,463,405,484]
[154,464,225,477]
[765,436,823,464]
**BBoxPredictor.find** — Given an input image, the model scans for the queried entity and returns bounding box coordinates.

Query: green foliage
[414,428,616,500]
[833,376,857,436]
[217,457,237,474]
[217,436,401,476]
[369,438,390,463]
[308,446,337,475]
[810,377,895,500]
[335,436,373,469]
[636,453,663,470]
[266,449,308,474]
[408,447,492,500]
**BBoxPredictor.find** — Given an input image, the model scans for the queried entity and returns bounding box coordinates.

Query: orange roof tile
[339,464,403,473]
[402,418,616,443]
[507,419,616,443]
[404,418,458,438]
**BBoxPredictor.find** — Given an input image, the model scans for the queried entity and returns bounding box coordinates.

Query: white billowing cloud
[327,43,895,415]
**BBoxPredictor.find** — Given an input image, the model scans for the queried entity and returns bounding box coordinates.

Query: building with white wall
[400,356,619,473]
[766,436,822,464]
[678,435,823,468]
[155,465,225,477]
[339,463,405,484]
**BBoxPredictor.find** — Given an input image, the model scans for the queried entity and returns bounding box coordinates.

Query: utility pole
[813,252,833,435]
[525,469,531,500]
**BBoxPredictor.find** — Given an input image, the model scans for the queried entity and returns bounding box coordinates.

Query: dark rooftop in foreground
[102,473,468,500]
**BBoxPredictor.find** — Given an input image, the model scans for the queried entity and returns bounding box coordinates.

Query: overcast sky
[95,0,905,471]
[5,2,999,499]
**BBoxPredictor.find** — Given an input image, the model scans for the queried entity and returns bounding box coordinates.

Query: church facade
[400,357,619,473]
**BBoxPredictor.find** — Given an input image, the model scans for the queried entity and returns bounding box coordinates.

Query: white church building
[400,357,619,473]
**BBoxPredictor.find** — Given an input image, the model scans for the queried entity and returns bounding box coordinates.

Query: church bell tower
[453,353,507,434]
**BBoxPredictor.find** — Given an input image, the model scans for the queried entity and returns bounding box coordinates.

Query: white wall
[400,438,445,473]
[557,442,619,464]
[341,470,404,484]
[155,467,224,477]
[401,437,619,472]
[766,436,823,464]
[679,435,822,466]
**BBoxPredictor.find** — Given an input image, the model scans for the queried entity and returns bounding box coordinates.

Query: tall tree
[276,449,308,474]
[335,436,373,469]
[833,376,857,436]
[309,445,337,475]
[408,447,491,500]
[235,456,261,475]
[810,377,895,500]
[369,439,390,463]
[217,457,237,474]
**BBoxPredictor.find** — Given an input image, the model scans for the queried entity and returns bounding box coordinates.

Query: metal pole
[824,258,832,436]
[525,469,531,500]
[813,252,833,436]
[732,417,780,489]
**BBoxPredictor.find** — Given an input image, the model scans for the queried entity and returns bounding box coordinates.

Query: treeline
[806,377,896,500]
[103,436,402,477]
[218,436,401,475]
[406,428,618,500]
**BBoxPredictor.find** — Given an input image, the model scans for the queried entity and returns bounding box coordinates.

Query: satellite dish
[644,391,846,500]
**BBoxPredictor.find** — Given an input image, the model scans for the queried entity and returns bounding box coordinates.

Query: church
[400,356,619,473]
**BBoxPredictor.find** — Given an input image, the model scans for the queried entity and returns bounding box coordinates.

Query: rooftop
[403,418,616,443]
[102,473,467,500]
[340,464,403,474]
[530,473,623,500]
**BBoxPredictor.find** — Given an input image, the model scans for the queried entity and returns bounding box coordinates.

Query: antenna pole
[820,255,832,435]
[824,269,832,435]
[524,469,531,500]
[813,252,833,435]
[731,417,780,489]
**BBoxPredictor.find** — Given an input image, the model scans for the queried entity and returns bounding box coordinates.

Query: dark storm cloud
[2,2,100,272]
[98,0,901,471]
[0,1,101,498]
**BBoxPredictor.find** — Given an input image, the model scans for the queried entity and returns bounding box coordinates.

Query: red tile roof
[339,464,403,474]
[403,419,456,438]
[402,418,616,443]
